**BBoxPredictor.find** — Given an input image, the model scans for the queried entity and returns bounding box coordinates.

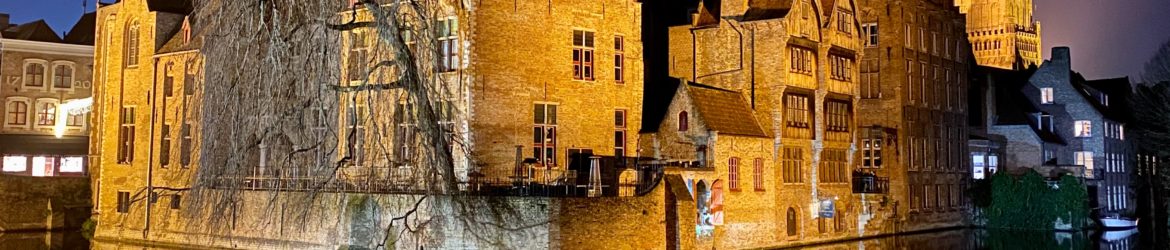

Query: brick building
[954,0,1042,69]
[855,0,972,231]
[0,12,95,231]
[90,0,203,241]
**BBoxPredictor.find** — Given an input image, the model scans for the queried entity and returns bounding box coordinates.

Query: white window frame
[862,22,878,47]
[22,59,49,90]
[33,98,60,130]
[438,16,460,72]
[4,97,32,129]
[1076,151,1094,178]
[1074,120,1092,138]
[50,61,77,92]
[1040,87,1054,104]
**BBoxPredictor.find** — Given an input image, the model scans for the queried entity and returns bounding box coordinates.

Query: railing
[207,156,666,198]
[851,174,889,194]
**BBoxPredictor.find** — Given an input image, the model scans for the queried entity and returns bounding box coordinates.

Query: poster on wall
[818,198,835,218]
[709,179,725,225]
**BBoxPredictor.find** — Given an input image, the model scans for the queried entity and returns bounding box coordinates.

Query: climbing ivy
[984,170,1090,230]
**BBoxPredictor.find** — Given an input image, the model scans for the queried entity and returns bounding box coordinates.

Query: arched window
[125,21,140,67]
[53,64,74,89]
[24,63,46,87]
[6,101,29,125]
[678,111,689,131]
[786,207,798,236]
[36,102,56,126]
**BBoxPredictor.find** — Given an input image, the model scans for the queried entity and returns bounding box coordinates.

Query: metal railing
[208,156,665,197]
[851,175,889,194]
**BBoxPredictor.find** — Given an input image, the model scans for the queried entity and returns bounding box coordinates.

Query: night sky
[2,0,1169,81]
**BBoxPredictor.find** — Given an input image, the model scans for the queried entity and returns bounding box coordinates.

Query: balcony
[852,172,889,194]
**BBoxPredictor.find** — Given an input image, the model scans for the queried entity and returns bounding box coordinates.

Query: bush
[985,169,1090,230]
[80,216,97,240]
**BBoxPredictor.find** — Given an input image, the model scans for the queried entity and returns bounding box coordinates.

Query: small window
[614,35,624,83]
[678,111,689,131]
[729,157,740,191]
[573,30,596,80]
[862,23,878,47]
[753,158,764,191]
[24,63,46,87]
[1075,120,1092,137]
[52,64,74,89]
[117,191,130,213]
[6,100,29,126]
[170,195,181,209]
[1040,87,1054,104]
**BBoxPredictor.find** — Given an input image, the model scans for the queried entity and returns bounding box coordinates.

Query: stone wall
[0,175,90,231]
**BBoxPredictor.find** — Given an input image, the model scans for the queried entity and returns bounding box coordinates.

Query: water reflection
[0,231,89,250]
[794,229,1143,250]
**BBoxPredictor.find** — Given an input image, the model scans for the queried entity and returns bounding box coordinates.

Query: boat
[1099,216,1138,230]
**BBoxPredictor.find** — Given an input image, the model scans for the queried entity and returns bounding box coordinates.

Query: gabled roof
[685,83,769,138]
[157,18,201,54]
[985,66,1066,145]
[1,20,62,43]
[693,0,722,28]
[820,0,836,20]
[1074,74,1132,123]
[63,12,96,45]
[742,0,794,21]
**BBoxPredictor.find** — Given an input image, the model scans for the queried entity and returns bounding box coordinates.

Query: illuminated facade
[956,0,1043,69]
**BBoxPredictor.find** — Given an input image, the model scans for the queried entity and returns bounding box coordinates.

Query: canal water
[0,228,1151,249]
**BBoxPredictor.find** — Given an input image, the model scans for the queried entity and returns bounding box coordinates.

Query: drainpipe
[691,29,697,82]
[750,25,756,109]
[144,57,160,239]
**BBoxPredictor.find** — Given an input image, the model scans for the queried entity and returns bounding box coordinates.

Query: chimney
[1051,46,1071,68]
[0,13,9,31]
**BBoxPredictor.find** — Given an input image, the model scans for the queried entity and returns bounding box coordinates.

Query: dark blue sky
[2,0,1169,81]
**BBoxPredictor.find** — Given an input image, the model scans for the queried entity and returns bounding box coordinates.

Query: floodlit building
[0,12,95,231]
[955,0,1042,69]
[855,0,973,231]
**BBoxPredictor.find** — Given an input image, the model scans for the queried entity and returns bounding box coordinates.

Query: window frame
[1074,120,1092,138]
[438,16,460,72]
[118,106,137,164]
[753,158,764,191]
[1040,87,1054,104]
[729,157,741,191]
[34,98,59,128]
[533,103,559,167]
[4,97,31,128]
[614,35,624,83]
[50,61,76,91]
[22,59,48,88]
[572,29,596,81]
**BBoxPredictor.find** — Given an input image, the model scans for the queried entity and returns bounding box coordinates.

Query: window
[729,157,741,191]
[615,110,627,159]
[52,64,73,89]
[678,111,689,131]
[790,46,814,75]
[862,23,878,47]
[573,30,595,80]
[862,128,883,168]
[184,62,197,96]
[904,24,911,48]
[125,22,140,67]
[163,63,175,97]
[3,156,27,173]
[837,10,853,35]
[59,156,84,174]
[117,191,130,213]
[1119,125,1125,140]
[438,17,459,72]
[783,147,803,183]
[786,207,799,236]
[820,149,848,183]
[159,124,172,167]
[753,158,764,191]
[1075,120,1092,137]
[67,110,85,127]
[347,31,369,82]
[785,94,811,128]
[830,55,853,81]
[118,107,135,164]
[170,195,181,209]
[860,59,880,99]
[180,123,193,167]
[1040,87,1054,104]
[972,153,986,179]
[35,101,56,126]
[346,102,367,165]
[24,63,46,87]
[1076,151,1094,178]
[614,36,624,83]
[907,60,915,102]
[533,104,558,166]
[825,100,850,133]
[6,100,28,126]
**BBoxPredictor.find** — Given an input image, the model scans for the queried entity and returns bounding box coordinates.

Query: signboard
[818,199,835,218]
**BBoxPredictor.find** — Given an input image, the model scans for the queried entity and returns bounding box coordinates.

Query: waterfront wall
[0,175,91,231]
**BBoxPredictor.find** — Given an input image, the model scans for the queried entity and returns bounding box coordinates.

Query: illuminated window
[573,30,595,80]
[1076,151,1094,178]
[1040,87,1054,104]
[35,101,56,126]
[1075,120,1092,137]
[60,156,85,174]
[533,104,558,166]
[3,156,27,173]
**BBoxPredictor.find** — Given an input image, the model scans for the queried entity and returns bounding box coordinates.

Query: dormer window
[1035,113,1053,131]
[1040,87,1053,104]
[1101,94,1109,107]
